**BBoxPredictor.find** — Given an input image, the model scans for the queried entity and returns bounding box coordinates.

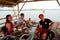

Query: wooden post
[17,4,20,17]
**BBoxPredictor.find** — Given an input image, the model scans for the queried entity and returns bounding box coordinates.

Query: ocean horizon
[0,9,60,27]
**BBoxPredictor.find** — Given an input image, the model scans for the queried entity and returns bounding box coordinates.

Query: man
[35,14,54,40]
[17,13,25,28]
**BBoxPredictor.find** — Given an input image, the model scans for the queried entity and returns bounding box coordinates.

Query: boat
[0,0,60,40]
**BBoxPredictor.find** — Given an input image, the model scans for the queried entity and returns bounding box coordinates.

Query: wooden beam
[0,15,18,25]
[19,2,26,14]
[56,0,60,6]
[0,0,18,7]
[17,4,20,17]
[0,15,18,20]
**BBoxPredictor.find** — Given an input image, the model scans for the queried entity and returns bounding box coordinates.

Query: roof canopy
[0,0,57,7]
[0,0,21,7]
[0,1,60,9]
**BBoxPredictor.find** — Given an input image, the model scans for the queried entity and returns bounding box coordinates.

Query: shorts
[36,28,49,35]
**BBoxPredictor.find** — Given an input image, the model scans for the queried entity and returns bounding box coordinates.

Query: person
[35,13,54,40]
[28,18,33,26]
[5,15,13,36]
[17,13,25,28]
[26,18,33,28]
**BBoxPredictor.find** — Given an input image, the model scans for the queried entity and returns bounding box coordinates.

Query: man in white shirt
[17,13,25,28]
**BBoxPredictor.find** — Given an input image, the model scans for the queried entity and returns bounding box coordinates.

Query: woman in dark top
[5,15,13,36]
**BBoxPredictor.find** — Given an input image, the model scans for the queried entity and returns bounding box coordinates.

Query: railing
[0,15,18,26]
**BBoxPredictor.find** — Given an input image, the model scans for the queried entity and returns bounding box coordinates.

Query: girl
[5,15,13,35]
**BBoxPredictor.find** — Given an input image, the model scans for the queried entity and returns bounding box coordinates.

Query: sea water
[0,9,60,27]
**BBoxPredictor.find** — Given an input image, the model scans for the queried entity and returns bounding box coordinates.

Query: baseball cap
[38,14,44,18]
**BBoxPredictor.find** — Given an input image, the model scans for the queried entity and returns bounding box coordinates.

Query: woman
[5,15,13,36]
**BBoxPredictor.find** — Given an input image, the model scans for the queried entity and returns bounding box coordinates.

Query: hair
[6,14,13,28]
[20,13,24,16]
[6,14,11,23]
[38,14,44,18]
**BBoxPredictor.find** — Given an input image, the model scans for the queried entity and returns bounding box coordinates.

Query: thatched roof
[0,0,57,7]
[0,0,21,7]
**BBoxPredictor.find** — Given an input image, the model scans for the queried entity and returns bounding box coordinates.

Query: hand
[48,26,52,30]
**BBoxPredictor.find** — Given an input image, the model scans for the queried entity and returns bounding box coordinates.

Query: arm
[48,22,54,30]
[35,23,42,36]
[13,24,18,28]
[37,23,42,28]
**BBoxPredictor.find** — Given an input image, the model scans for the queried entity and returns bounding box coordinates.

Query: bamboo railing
[0,15,18,25]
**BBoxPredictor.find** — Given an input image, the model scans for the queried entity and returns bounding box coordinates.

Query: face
[29,18,31,20]
[21,15,24,19]
[39,16,44,20]
[8,16,12,22]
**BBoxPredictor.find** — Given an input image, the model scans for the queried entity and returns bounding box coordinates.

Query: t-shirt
[17,18,25,25]
[39,19,52,29]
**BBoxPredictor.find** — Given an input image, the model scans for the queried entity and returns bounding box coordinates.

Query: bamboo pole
[17,5,19,17]
[56,0,60,6]
[17,1,26,18]
[12,7,18,19]
[19,2,26,13]
[0,15,18,25]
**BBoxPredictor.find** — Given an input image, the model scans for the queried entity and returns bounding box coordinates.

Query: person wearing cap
[17,13,25,28]
[35,14,54,40]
